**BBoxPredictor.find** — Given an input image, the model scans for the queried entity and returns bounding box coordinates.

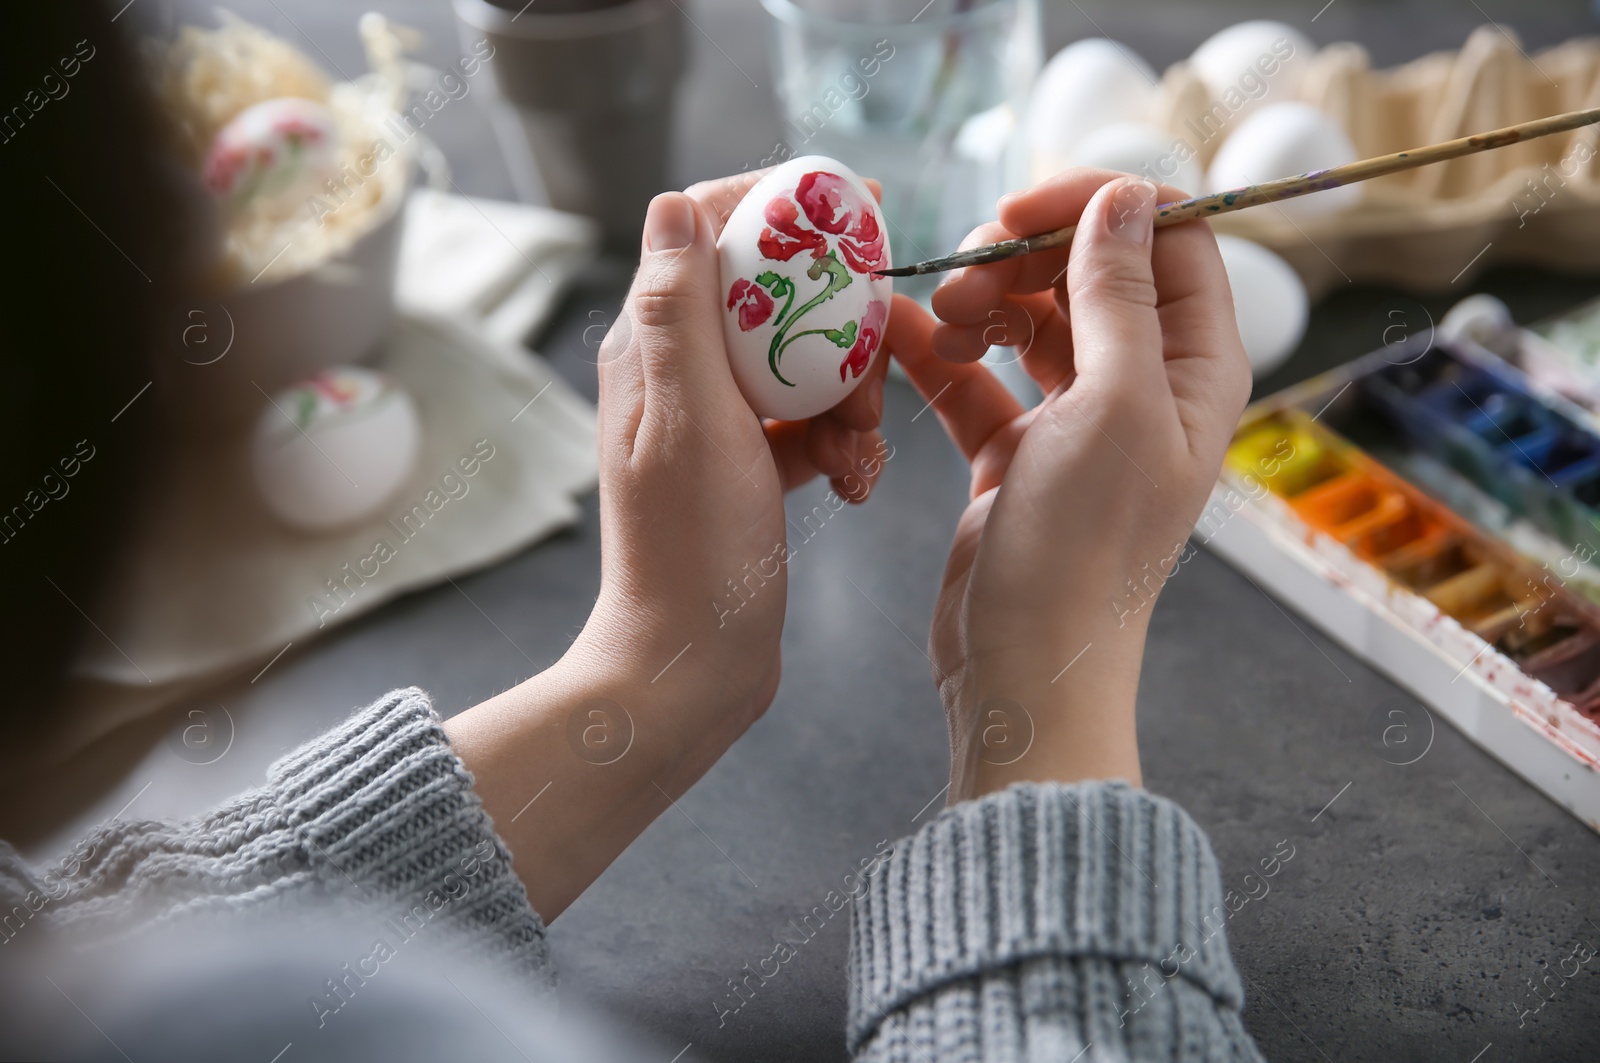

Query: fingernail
[1108,178,1156,244]
[997,191,1019,213]
[869,375,884,421]
[645,193,696,252]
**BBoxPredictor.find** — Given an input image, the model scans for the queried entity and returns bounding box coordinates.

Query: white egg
[1068,122,1204,195]
[204,97,340,213]
[1027,39,1157,182]
[1206,103,1361,220]
[252,367,421,531]
[1190,20,1313,123]
[1215,234,1307,376]
[717,155,892,422]
[1441,293,1514,335]
[1439,294,1516,352]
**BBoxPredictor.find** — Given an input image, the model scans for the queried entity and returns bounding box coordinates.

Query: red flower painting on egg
[757,197,829,264]
[726,277,775,331]
[841,299,887,381]
[725,169,888,391]
[756,172,885,274]
[794,172,886,274]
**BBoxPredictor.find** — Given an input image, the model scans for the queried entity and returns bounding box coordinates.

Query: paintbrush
[875,105,1600,277]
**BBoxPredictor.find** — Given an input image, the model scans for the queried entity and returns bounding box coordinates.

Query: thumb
[1063,176,1164,397]
[626,191,743,415]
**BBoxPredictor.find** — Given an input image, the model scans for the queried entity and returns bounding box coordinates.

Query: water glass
[760,0,1042,298]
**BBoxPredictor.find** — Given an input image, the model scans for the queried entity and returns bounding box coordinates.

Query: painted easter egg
[204,97,339,213]
[252,367,420,531]
[718,156,892,422]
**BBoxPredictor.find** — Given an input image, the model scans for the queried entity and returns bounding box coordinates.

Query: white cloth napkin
[397,188,599,347]
[51,194,600,758]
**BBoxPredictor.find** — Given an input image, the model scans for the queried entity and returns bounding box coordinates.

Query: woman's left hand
[445,173,892,920]
[575,172,892,738]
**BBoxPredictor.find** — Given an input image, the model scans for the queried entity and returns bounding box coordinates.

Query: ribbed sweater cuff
[267,687,551,981]
[847,781,1242,1053]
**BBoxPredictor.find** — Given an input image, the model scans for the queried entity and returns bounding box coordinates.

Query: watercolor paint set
[1201,326,1600,831]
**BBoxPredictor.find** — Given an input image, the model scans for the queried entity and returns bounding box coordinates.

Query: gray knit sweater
[0,688,1263,1062]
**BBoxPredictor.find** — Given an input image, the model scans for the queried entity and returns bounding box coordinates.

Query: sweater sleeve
[0,687,552,986]
[847,781,1264,1063]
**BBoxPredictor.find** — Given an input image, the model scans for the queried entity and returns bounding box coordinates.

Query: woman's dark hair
[0,2,180,758]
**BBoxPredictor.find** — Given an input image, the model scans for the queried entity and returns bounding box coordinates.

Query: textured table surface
[33,1,1600,1060]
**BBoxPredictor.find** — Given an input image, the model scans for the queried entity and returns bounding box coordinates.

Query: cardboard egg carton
[1147,26,1600,297]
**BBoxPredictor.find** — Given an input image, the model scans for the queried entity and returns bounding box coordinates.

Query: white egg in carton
[1030,22,1600,299]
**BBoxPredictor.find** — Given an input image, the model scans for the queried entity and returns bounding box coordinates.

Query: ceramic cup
[158,161,410,430]
[453,0,686,250]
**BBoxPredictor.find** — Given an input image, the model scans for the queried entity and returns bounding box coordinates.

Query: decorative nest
[150,12,416,285]
[1148,26,1600,297]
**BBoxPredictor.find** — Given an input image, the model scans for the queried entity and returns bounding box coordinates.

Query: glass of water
[760,0,1043,300]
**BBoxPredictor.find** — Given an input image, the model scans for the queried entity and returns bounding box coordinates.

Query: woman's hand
[889,170,1251,804]
[573,172,891,737]
[445,174,891,920]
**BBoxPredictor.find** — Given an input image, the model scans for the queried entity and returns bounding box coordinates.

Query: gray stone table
[29,1,1600,1060]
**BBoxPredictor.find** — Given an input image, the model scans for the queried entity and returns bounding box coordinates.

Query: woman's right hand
[887,170,1251,803]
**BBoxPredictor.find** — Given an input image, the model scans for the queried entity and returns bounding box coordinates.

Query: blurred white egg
[1068,122,1204,195]
[1027,39,1157,182]
[1439,294,1514,342]
[954,104,1018,219]
[1190,20,1313,123]
[1206,103,1361,220]
[717,156,891,422]
[1215,234,1307,376]
[1440,294,1518,357]
[252,367,420,531]
[204,97,340,214]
